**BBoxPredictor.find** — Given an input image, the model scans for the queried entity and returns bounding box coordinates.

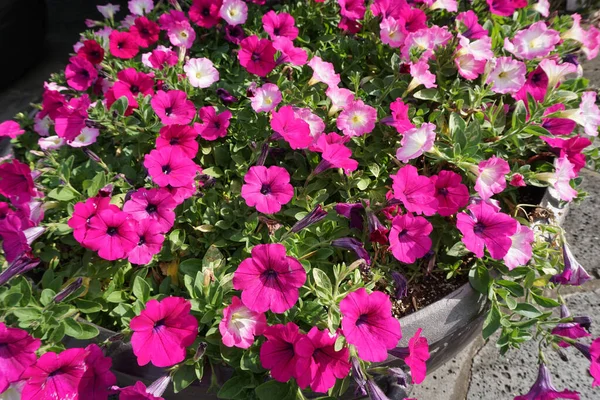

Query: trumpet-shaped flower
[195,106,232,141]
[456,10,487,40]
[389,213,433,264]
[0,323,40,393]
[273,37,308,66]
[65,56,98,91]
[130,17,160,47]
[82,208,138,260]
[156,124,199,158]
[123,187,177,232]
[151,90,196,125]
[260,322,307,383]
[504,22,560,59]
[238,36,276,77]
[144,147,199,188]
[536,157,578,202]
[487,57,526,94]
[189,0,222,28]
[220,296,266,349]
[109,30,139,59]
[539,59,578,90]
[127,219,165,265]
[380,16,407,48]
[407,60,437,92]
[262,11,298,40]
[220,0,247,26]
[503,224,534,270]
[431,170,470,216]
[551,242,592,286]
[0,120,24,139]
[184,58,219,88]
[241,166,294,214]
[513,67,548,105]
[307,56,341,87]
[79,344,117,400]
[474,156,510,200]
[563,14,600,60]
[395,123,436,163]
[391,165,438,216]
[251,83,282,113]
[336,99,377,137]
[515,363,580,400]
[271,105,313,149]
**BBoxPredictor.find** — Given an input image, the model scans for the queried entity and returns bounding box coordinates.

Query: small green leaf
[74,299,103,314]
[217,375,253,399]
[483,303,501,339]
[255,380,292,400]
[172,364,197,393]
[111,96,129,116]
[469,264,490,294]
[531,292,561,308]
[132,276,151,303]
[514,303,542,319]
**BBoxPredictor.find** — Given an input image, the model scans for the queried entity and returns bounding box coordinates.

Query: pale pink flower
[402,26,452,61]
[184,58,219,88]
[474,156,510,200]
[504,22,560,60]
[539,58,578,90]
[533,0,550,17]
[503,224,534,270]
[559,91,600,137]
[33,114,52,136]
[407,60,437,93]
[326,86,354,115]
[293,107,325,141]
[167,21,196,48]
[307,56,341,87]
[456,34,493,61]
[97,3,120,19]
[536,157,578,202]
[68,127,99,148]
[38,136,66,150]
[563,14,600,60]
[380,17,407,48]
[219,296,267,349]
[455,54,486,80]
[336,99,377,137]
[220,0,248,26]
[251,83,282,113]
[430,0,457,12]
[486,57,526,94]
[129,0,154,15]
[395,123,436,163]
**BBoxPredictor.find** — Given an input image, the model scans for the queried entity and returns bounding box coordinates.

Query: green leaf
[531,292,561,308]
[87,172,107,197]
[111,96,129,116]
[255,381,292,400]
[514,303,542,319]
[41,288,56,306]
[74,299,103,314]
[3,292,23,307]
[12,308,42,321]
[172,364,197,393]
[469,264,490,294]
[483,303,501,339]
[496,280,524,297]
[413,88,442,102]
[313,269,333,295]
[511,101,527,128]
[48,187,78,201]
[132,276,151,303]
[179,259,203,277]
[217,375,253,399]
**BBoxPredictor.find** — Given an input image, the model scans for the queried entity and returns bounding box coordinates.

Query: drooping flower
[123,188,177,233]
[514,363,580,400]
[194,106,232,141]
[262,11,298,40]
[21,348,88,400]
[219,296,267,349]
[130,16,160,48]
[82,208,138,260]
[513,67,548,105]
[0,323,40,393]
[336,99,377,137]
[589,338,600,387]
[295,327,351,393]
[551,242,592,286]
[128,0,153,15]
[270,105,313,149]
[487,57,526,94]
[130,297,198,367]
[541,135,591,173]
[562,14,600,60]
[389,213,433,264]
[77,39,105,65]
[400,329,430,384]
[535,157,578,202]
[155,124,199,158]
[220,0,248,26]
[340,288,402,362]
[474,156,510,200]
[151,90,196,125]
[54,94,90,141]
[184,58,220,89]
[391,165,438,216]
[119,381,164,400]
[539,59,578,91]
[109,30,139,59]
[456,201,518,259]
[189,0,222,28]
[290,205,328,234]
[260,322,307,383]
[533,0,550,17]
[395,123,436,163]
[251,83,282,113]
[382,99,414,133]
[456,10,487,40]
[65,56,98,91]
[33,113,52,136]
[307,56,341,87]
[216,88,239,105]
[144,147,199,188]
[503,224,534,270]
[380,16,407,48]
[326,86,353,116]
[314,134,358,175]
[273,37,308,66]
[563,91,600,137]
[127,219,165,265]
[504,22,560,60]
[0,253,41,286]
[79,344,117,400]
[97,3,120,19]
[238,36,277,77]
[332,237,371,265]
[0,120,24,139]
[431,170,469,217]
[551,304,592,347]
[233,243,306,313]
[335,202,365,230]
[406,60,437,92]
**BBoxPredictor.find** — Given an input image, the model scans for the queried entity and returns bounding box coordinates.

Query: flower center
[49,368,65,378]
[180,31,188,39]
[154,319,166,330]
[437,187,448,196]
[138,236,146,246]
[397,229,408,237]
[164,106,173,116]
[201,7,210,16]
[261,269,278,280]
[251,52,261,62]
[79,69,90,78]
[473,222,486,234]
[264,96,273,105]
[350,113,365,126]
[130,85,140,94]
[260,184,271,195]
[162,165,172,174]
[196,71,203,79]
[146,204,157,214]
[170,137,179,145]
[106,227,118,236]
[498,71,508,79]
[356,313,369,326]
[228,9,238,18]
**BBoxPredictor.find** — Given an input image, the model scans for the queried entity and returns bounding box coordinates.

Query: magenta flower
[166,181,197,205]
[391,165,438,216]
[389,213,433,264]
[270,106,313,149]
[76,39,104,65]
[295,327,351,393]
[68,197,115,244]
[385,99,414,133]
[238,36,276,77]
[370,0,406,19]
[505,22,560,60]
[456,202,518,260]
[233,243,306,313]
[21,348,88,400]
[82,208,138,261]
[314,134,358,175]
[551,242,592,286]
[542,104,576,136]
[590,338,600,387]
[130,16,160,48]
[0,323,40,393]
[513,67,548,105]
[151,90,196,125]
[119,381,164,400]
[219,296,267,349]
[339,0,366,20]
[551,305,591,347]
[123,188,177,233]
[0,160,37,204]
[431,170,469,217]
[273,37,308,66]
[130,297,198,367]
[456,10,487,39]
[127,219,165,265]
[487,57,526,95]
[474,156,510,200]
[340,288,402,362]
[503,224,534,270]
[109,30,140,59]
[189,0,222,28]
[65,56,97,91]
[337,99,377,137]
[155,124,199,158]
[194,106,232,141]
[79,344,117,400]
[486,0,525,16]
[145,47,178,70]
[262,11,298,40]
[241,166,294,214]
[112,67,155,109]
[144,147,199,188]
[514,363,580,400]
[404,328,430,384]
[0,120,24,139]
[260,322,307,383]
[54,95,90,141]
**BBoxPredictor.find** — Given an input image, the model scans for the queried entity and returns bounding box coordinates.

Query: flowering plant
[1,0,600,399]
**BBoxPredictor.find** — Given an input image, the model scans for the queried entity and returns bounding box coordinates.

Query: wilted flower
[53,277,83,303]
[290,205,328,233]
[514,363,580,400]
[551,242,592,286]
[332,237,371,265]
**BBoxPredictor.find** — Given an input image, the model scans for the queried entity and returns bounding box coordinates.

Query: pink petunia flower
[338,16,362,33]
[314,134,358,175]
[336,99,377,137]
[0,323,40,393]
[486,57,527,95]
[391,165,438,216]
[404,328,430,384]
[156,124,199,158]
[68,197,115,244]
[307,56,341,87]
[340,288,402,362]
[238,36,277,77]
[129,0,154,15]
[189,0,222,28]
[184,58,220,88]
[123,187,177,233]
[38,136,65,150]
[0,160,38,204]
[295,327,351,393]
[382,99,414,133]
[21,348,88,400]
[551,304,591,347]
[563,14,600,60]
[293,107,325,142]
[130,297,198,367]
[109,30,140,59]
[561,91,600,137]
[167,20,196,49]
[111,67,155,110]
[514,363,580,400]
[503,224,534,270]
[539,58,578,91]
[533,0,550,16]
[0,120,24,139]
[65,56,98,91]
[130,16,160,48]
[510,173,526,187]
[431,170,470,217]
[262,11,298,40]
[251,83,282,113]
[474,156,510,200]
[220,0,248,26]
[144,147,199,188]
[219,296,267,349]
[54,95,91,141]
[68,127,99,148]
[380,16,407,48]
[456,10,487,40]
[194,106,232,141]
[402,26,452,61]
[395,122,436,163]
[326,86,354,116]
[143,46,178,70]
[79,344,117,400]
[486,0,518,16]
[513,67,548,105]
[83,208,138,260]
[233,243,306,313]
[504,22,560,60]
[97,3,120,19]
[338,0,366,20]
[127,219,165,265]
[119,381,164,400]
[389,213,433,264]
[588,338,600,387]
[456,201,518,259]
[371,0,407,19]
[273,37,308,66]
[544,135,591,174]
[407,60,437,92]
[260,322,307,383]
[158,9,187,30]
[166,181,197,205]
[240,164,295,214]
[455,53,487,80]
[270,105,313,149]
[535,157,578,202]
[151,90,196,125]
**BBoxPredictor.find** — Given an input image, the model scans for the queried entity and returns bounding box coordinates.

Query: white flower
[184,58,220,89]
[38,136,65,150]
[395,123,437,163]
[220,0,248,26]
[34,113,52,137]
[68,127,100,148]
[97,3,120,19]
[128,0,154,16]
